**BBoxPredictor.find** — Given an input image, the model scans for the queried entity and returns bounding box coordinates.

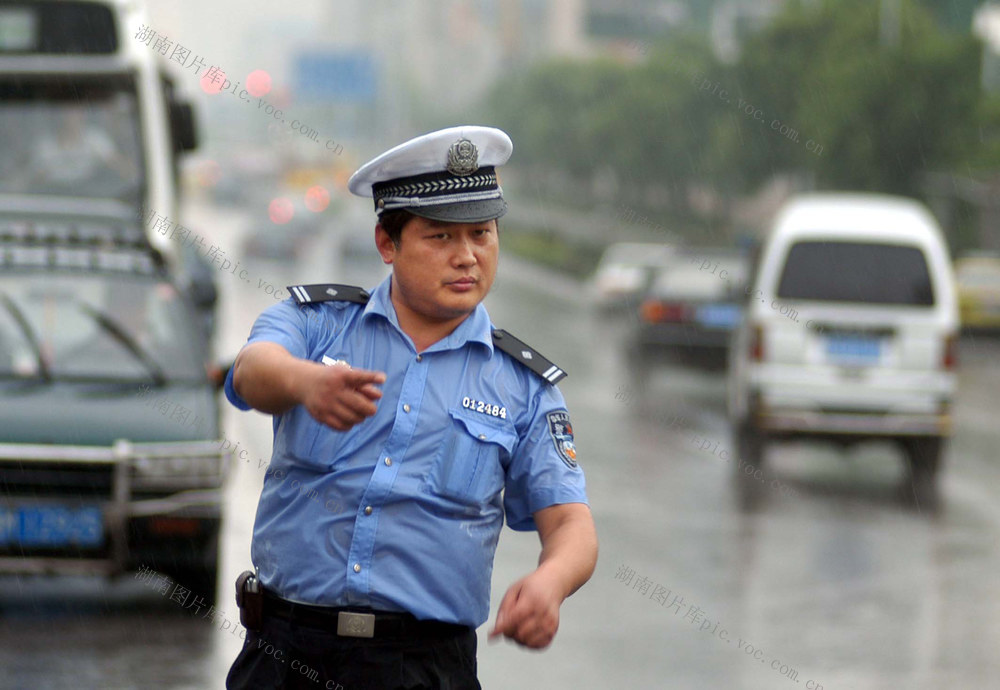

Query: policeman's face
[376,215,499,322]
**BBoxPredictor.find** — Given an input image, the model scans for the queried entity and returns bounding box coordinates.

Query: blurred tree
[486,33,723,213]
[482,0,994,209]
[731,0,985,195]
[485,57,627,199]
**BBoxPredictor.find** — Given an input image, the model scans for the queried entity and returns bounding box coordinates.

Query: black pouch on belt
[235,569,263,632]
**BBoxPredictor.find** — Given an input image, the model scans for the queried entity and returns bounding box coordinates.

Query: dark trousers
[225,610,482,690]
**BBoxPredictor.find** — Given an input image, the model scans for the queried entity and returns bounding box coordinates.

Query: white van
[727,193,958,505]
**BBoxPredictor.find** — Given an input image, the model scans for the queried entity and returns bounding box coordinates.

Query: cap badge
[446,138,479,176]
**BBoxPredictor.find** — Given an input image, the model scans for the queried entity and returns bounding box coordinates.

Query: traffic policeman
[225,125,598,690]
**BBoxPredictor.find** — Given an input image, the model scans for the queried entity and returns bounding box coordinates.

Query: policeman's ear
[375,224,397,265]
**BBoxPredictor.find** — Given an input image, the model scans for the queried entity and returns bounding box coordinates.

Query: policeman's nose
[452,237,477,266]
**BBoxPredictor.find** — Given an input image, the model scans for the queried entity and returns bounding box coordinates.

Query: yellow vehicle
[955,255,1000,331]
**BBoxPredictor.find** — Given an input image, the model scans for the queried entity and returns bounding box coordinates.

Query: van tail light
[750,324,764,362]
[640,300,689,323]
[942,333,958,370]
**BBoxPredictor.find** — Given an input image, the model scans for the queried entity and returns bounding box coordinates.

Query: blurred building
[252,0,595,154]
[148,0,801,160]
[359,0,590,127]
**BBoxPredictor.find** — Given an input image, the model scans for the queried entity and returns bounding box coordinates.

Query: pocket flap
[448,407,518,453]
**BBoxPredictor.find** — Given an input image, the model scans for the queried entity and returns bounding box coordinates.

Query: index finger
[488,588,519,640]
[343,368,386,386]
[488,609,511,641]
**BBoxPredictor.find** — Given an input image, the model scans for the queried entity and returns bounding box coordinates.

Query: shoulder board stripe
[491,328,567,385]
[542,364,564,383]
[287,283,370,306]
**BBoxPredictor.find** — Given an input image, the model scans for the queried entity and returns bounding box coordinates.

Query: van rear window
[775,241,934,306]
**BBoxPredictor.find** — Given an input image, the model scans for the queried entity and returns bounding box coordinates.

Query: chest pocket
[425,407,518,505]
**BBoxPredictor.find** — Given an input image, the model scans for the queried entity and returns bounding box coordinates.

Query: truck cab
[0,0,210,299]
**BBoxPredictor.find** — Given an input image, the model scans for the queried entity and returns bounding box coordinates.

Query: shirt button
[403,404,411,413]
[479,434,486,440]
[353,563,361,573]
[384,457,392,466]
[364,506,373,515]
[416,354,422,362]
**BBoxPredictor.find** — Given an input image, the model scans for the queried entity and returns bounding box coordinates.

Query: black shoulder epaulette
[491,329,566,385]
[287,284,370,306]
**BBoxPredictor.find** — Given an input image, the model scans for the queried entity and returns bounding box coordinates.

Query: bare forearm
[535,504,598,601]
[232,342,316,414]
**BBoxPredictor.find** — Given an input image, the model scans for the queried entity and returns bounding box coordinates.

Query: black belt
[262,588,469,639]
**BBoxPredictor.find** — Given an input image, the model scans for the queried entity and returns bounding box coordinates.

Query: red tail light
[640,301,689,323]
[942,333,958,370]
[750,324,764,361]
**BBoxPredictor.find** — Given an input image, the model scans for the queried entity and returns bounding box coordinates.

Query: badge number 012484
[462,396,507,419]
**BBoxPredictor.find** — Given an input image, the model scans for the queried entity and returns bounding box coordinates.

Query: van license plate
[826,335,881,364]
[696,304,741,329]
[0,505,104,548]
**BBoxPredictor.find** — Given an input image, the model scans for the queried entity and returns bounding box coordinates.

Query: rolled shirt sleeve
[223,298,315,411]
[503,383,589,531]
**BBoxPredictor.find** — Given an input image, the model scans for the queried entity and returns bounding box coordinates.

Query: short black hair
[376,210,417,248]
[377,210,500,248]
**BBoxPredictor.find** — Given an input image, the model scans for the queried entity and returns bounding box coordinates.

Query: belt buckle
[337,611,375,638]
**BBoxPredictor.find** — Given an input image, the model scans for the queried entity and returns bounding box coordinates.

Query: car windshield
[0,76,143,206]
[0,272,203,383]
[776,240,934,306]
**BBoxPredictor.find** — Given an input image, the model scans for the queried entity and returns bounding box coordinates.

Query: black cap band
[372,166,501,214]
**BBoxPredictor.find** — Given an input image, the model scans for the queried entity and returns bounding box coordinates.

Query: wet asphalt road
[1,199,999,689]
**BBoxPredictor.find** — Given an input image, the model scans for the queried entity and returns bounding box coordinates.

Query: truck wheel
[733,421,767,508]
[903,437,943,510]
[624,344,653,404]
[177,564,220,606]
[735,421,766,470]
[173,528,221,604]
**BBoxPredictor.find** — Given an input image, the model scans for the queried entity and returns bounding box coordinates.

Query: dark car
[0,222,229,599]
[627,249,748,372]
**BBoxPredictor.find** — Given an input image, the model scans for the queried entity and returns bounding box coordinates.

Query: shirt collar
[361,275,494,354]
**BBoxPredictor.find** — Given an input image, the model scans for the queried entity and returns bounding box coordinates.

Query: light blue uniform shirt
[225,276,588,627]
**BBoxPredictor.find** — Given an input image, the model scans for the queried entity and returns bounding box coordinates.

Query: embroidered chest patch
[547,411,578,469]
